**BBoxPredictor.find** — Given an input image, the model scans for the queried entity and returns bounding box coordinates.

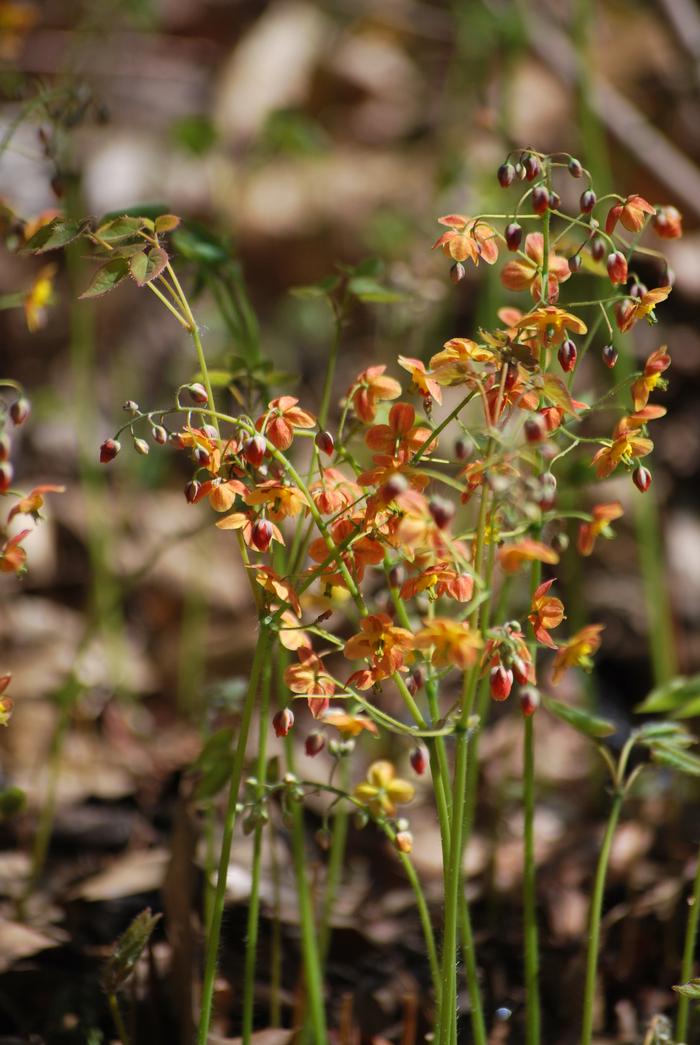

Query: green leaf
[635,675,700,714]
[673,978,700,999]
[94,216,146,244]
[0,786,26,819]
[23,217,86,253]
[172,224,229,266]
[102,909,162,993]
[155,214,181,234]
[347,276,404,303]
[290,275,341,299]
[351,257,385,278]
[636,721,688,742]
[673,695,700,719]
[128,246,168,286]
[79,258,130,299]
[650,742,700,777]
[545,698,616,739]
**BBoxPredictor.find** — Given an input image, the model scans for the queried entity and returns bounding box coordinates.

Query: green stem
[268,824,283,1028]
[523,714,540,1045]
[197,628,271,1045]
[581,790,624,1045]
[241,655,272,1043]
[318,759,350,965]
[676,852,700,1042]
[108,992,132,1045]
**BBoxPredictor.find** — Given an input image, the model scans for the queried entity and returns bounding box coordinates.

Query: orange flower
[215,510,284,549]
[349,365,402,424]
[551,624,604,684]
[630,346,671,411]
[513,306,587,348]
[285,648,334,717]
[498,539,559,575]
[354,760,414,816]
[528,579,565,649]
[277,609,311,653]
[245,480,306,521]
[432,214,499,266]
[653,205,682,239]
[591,417,655,479]
[400,562,474,603]
[577,502,624,556]
[310,468,362,516]
[250,566,301,615]
[500,233,570,301]
[344,613,414,681]
[429,338,496,385]
[365,402,433,459]
[322,709,379,737]
[414,618,483,670]
[605,194,655,235]
[0,529,31,574]
[7,483,64,523]
[308,516,384,586]
[397,357,442,404]
[255,396,315,451]
[614,286,670,334]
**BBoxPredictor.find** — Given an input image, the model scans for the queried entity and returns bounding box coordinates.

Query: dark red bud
[520,686,540,716]
[568,254,582,274]
[490,665,514,701]
[512,656,529,686]
[410,747,428,775]
[273,708,295,737]
[186,382,209,405]
[406,675,419,696]
[315,430,334,456]
[244,435,266,468]
[0,461,13,493]
[9,397,31,426]
[497,162,515,188]
[524,416,546,444]
[630,282,648,299]
[580,189,597,213]
[602,344,618,368]
[505,222,523,251]
[252,518,273,552]
[632,465,652,493]
[411,666,425,689]
[455,437,473,461]
[523,154,541,181]
[193,446,211,466]
[591,236,606,262]
[0,433,11,462]
[99,438,121,464]
[549,191,561,211]
[429,497,455,530]
[606,251,628,285]
[538,472,557,510]
[557,339,577,373]
[532,186,550,215]
[450,262,466,284]
[305,732,325,757]
[152,425,168,444]
[568,157,584,178]
[383,472,409,499]
[184,480,201,503]
[504,363,519,391]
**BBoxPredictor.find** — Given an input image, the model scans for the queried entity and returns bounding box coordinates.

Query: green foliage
[636,674,700,716]
[102,908,161,994]
[545,698,616,738]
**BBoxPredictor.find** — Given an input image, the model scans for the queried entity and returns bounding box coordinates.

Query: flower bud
[99,438,121,464]
[133,437,150,456]
[568,254,582,274]
[450,262,466,284]
[122,400,139,415]
[410,747,427,776]
[520,686,540,716]
[193,446,211,466]
[590,236,606,262]
[395,830,413,854]
[629,281,647,299]
[201,424,218,440]
[512,656,530,686]
[273,708,294,737]
[497,162,515,187]
[602,344,618,368]
[316,828,332,850]
[0,461,13,493]
[9,397,31,426]
[505,222,523,251]
[305,732,325,757]
[152,424,168,444]
[532,186,549,215]
[551,530,569,554]
[383,472,408,499]
[606,251,628,285]
[515,162,525,180]
[184,480,201,503]
[653,205,682,239]
[580,189,596,213]
[568,157,583,178]
[252,518,273,552]
[504,363,518,391]
[429,496,455,530]
[524,415,546,444]
[0,433,11,462]
[388,563,405,588]
[490,665,513,701]
[455,437,473,461]
[186,382,209,404]
[557,339,577,373]
[406,674,419,696]
[412,666,425,689]
[549,190,561,211]
[538,471,557,510]
[243,435,266,468]
[523,154,541,181]
[315,430,334,456]
[632,465,652,493]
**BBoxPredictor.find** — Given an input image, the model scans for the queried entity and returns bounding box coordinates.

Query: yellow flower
[354,760,415,817]
[23,264,56,332]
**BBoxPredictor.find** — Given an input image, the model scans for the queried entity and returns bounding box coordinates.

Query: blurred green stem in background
[676,852,700,1042]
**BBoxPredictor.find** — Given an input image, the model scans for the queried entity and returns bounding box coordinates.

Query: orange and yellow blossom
[249,565,301,616]
[498,539,559,575]
[255,396,315,451]
[577,502,624,557]
[591,418,654,480]
[605,194,655,235]
[7,484,64,523]
[400,562,474,603]
[414,618,483,670]
[285,648,335,718]
[397,357,442,404]
[365,402,434,460]
[513,306,587,348]
[630,346,671,411]
[615,287,670,334]
[432,214,499,266]
[349,365,402,424]
[354,760,415,817]
[310,468,363,516]
[528,579,565,649]
[322,709,379,738]
[245,480,306,521]
[551,624,604,685]
[500,232,570,302]
[344,613,414,680]
[429,338,496,386]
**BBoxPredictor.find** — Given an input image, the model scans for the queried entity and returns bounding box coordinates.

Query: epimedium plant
[20,147,699,1044]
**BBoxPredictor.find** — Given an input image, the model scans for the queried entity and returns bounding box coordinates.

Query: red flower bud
[0,461,13,493]
[455,437,473,461]
[305,732,325,757]
[549,190,561,211]
[152,425,168,444]
[568,254,582,274]
[383,472,409,499]
[512,656,530,686]
[606,251,628,285]
[273,708,295,737]
[504,363,518,391]
[184,480,201,503]
[429,497,455,530]
[629,281,647,299]
[523,154,541,181]
[557,339,577,373]
[524,416,547,444]
[497,162,515,187]
[9,397,30,426]
[653,206,682,240]
[193,446,211,466]
[538,472,557,510]
[0,433,11,462]
[412,666,426,689]
[490,665,513,701]
[244,435,266,468]
[580,189,596,213]
[410,747,428,775]
[520,686,540,716]
[590,236,606,262]
[505,222,523,251]
[99,438,121,464]
[315,430,334,456]
[532,186,550,215]
[568,157,583,178]
[252,518,273,552]
[602,344,618,368]
[450,262,466,284]
[186,382,209,404]
[632,465,652,493]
